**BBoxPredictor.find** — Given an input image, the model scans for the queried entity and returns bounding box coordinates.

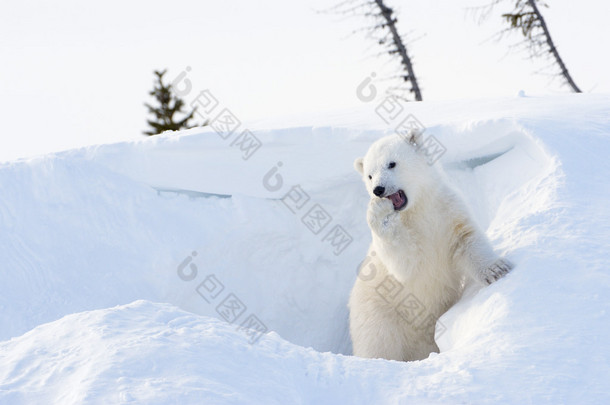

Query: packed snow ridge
[0,94,609,404]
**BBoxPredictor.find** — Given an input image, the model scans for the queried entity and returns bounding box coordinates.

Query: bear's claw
[367,197,397,235]
[483,258,513,284]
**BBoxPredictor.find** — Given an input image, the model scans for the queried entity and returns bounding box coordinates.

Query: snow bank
[1,94,609,403]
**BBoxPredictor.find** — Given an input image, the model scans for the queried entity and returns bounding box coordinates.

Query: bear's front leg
[367,197,399,238]
[453,229,514,285]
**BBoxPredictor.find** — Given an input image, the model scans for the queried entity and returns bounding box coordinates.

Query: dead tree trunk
[373,0,423,101]
[526,0,581,93]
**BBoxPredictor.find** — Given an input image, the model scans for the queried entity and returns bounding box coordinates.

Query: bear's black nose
[373,186,385,197]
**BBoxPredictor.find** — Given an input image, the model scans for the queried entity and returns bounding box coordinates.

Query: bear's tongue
[387,190,407,210]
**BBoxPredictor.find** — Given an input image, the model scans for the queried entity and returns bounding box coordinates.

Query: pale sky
[1,0,608,162]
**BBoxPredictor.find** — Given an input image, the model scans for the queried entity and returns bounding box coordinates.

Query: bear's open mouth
[386,190,407,210]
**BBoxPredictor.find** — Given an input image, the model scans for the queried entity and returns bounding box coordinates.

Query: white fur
[349,134,511,361]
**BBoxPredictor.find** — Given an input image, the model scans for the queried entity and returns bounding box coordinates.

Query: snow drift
[1,94,609,404]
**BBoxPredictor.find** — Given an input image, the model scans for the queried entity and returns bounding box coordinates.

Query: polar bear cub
[349,133,511,361]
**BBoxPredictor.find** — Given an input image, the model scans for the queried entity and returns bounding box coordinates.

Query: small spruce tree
[144,69,197,136]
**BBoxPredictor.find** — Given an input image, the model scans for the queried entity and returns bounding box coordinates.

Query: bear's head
[354,133,433,211]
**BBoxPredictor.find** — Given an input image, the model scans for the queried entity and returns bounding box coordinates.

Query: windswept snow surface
[1,94,609,404]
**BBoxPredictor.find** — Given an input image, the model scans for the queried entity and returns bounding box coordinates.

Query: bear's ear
[353,157,364,175]
[406,129,424,148]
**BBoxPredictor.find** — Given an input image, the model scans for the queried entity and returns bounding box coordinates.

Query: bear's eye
[388,162,396,169]
[368,175,372,180]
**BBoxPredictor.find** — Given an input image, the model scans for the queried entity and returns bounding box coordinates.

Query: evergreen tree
[144,69,197,136]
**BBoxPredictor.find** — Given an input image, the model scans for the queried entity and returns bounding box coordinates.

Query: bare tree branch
[372,0,422,100]
[479,0,582,93]
[526,0,581,92]
[325,0,423,101]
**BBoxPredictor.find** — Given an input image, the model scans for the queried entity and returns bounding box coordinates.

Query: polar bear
[349,133,511,361]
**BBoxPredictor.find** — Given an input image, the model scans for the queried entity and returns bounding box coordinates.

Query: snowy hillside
[1,94,609,404]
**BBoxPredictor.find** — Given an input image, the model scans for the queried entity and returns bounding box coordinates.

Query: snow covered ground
[1,93,609,404]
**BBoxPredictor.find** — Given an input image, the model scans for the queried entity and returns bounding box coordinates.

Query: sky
[1,0,608,162]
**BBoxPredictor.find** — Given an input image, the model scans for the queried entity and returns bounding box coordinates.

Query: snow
[1,93,609,403]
